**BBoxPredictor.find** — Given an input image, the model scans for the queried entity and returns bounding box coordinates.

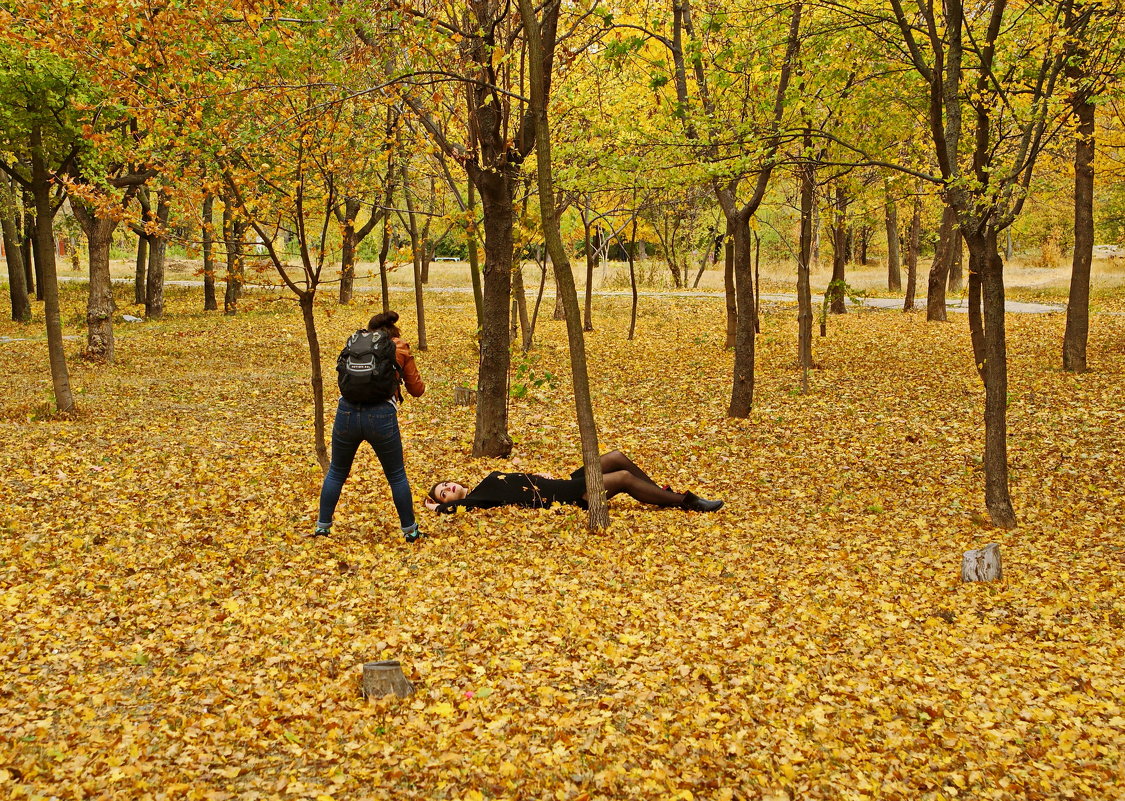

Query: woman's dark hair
[368,310,401,339]
[428,481,465,515]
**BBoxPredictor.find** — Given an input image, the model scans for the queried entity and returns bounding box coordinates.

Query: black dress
[449,468,587,511]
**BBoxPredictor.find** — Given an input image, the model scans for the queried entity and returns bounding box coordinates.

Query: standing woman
[315,310,425,541]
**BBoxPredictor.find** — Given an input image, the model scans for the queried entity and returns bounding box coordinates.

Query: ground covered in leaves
[2,284,1124,800]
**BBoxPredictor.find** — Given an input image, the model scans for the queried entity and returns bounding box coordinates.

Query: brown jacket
[394,338,425,400]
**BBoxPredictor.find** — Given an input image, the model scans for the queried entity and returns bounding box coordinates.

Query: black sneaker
[404,529,426,543]
[312,527,331,538]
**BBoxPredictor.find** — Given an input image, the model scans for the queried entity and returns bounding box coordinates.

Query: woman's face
[433,481,468,504]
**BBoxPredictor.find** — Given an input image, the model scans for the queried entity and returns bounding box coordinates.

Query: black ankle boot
[682,492,723,512]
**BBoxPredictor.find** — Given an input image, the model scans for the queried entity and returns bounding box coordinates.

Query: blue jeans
[317,399,417,534]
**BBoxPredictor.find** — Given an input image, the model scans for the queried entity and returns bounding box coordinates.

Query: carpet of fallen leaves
[2,283,1124,801]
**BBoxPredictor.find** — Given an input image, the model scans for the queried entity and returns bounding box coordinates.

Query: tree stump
[453,386,477,406]
[961,543,1002,582]
[362,660,414,699]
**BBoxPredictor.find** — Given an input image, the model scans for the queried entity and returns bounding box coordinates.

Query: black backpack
[336,329,399,404]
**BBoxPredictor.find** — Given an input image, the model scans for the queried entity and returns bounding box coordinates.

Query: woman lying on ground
[423,450,723,514]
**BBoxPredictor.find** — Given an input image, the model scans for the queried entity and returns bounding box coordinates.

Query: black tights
[597,450,684,507]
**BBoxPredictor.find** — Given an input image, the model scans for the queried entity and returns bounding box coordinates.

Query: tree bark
[582,215,595,332]
[961,543,1002,582]
[299,291,329,473]
[134,233,148,305]
[1063,91,1095,373]
[378,216,391,313]
[728,212,756,416]
[797,138,815,392]
[1,181,31,322]
[628,216,639,340]
[885,184,901,292]
[202,193,217,311]
[948,233,964,294]
[723,218,736,348]
[71,200,118,362]
[520,0,608,530]
[471,166,516,458]
[145,192,170,320]
[30,124,74,412]
[927,205,957,320]
[402,164,427,351]
[467,182,484,328]
[338,198,360,305]
[223,201,245,315]
[829,185,848,314]
[903,195,920,311]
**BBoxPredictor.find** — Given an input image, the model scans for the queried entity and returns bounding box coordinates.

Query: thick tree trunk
[729,214,756,417]
[339,217,358,305]
[299,291,329,473]
[829,186,847,314]
[1063,93,1095,373]
[202,193,217,311]
[471,168,515,458]
[948,234,964,294]
[885,187,901,292]
[71,201,117,362]
[145,193,170,320]
[723,219,736,348]
[134,233,148,305]
[30,125,74,412]
[797,148,815,392]
[1,183,31,322]
[926,205,957,321]
[223,204,245,315]
[903,195,920,311]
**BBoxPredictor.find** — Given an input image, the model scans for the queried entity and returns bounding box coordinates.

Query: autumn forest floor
[2,280,1124,800]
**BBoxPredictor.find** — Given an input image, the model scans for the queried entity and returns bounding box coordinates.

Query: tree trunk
[829,185,847,314]
[965,227,1017,528]
[926,205,956,321]
[961,543,1002,582]
[134,233,148,305]
[885,185,901,291]
[513,260,531,350]
[859,225,869,265]
[202,193,217,311]
[145,192,170,320]
[520,0,608,530]
[378,217,391,313]
[30,124,74,412]
[797,144,815,392]
[1063,92,1094,373]
[903,195,920,311]
[71,201,117,362]
[339,204,358,305]
[628,217,639,340]
[471,167,516,458]
[948,233,964,294]
[753,230,761,334]
[20,194,35,299]
[1,182,31,322]
[299,291,329,473]
[223,203,245,315]
[27,200,43,301]
[728,213,756,417]
[402,165,427,351]
[583,220,595,332]
[723,218,736,348]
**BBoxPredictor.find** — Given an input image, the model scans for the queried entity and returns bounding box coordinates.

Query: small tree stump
[362,660,414,699]
[453,386,477,406]
[961,543,1002,582]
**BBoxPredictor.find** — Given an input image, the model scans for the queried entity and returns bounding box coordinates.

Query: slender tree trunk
[378,217,391,313]
[223,203,245,315]
[859,225,869,265]
[27,198,43,301]
[402,165,427,351]
[978,227,1016,528]
[145,192,170,320]
[513,259,530,350]
[71,201,117,362]
[829,185,847,314]
[948,234,964,293]
[728,213,757,417]
[202,193,217,311]
[20,194,35,298]
[299,291,329,473]
[526,257,547,353]
[339,208,358,305]
[903,195,920,311]
[885,185,901,291]
[30,125,73,412]
[628,216,639,340]
[134,233,148,305]
[1,183,31,322]
[1063,92,1095,373]
[583,220,595,332]
[927,205,957,320]
[723,218,736,348]
[797,145,815,392]
[520,0,607,530]
[471,168,516,458]
[467,182,484,328]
